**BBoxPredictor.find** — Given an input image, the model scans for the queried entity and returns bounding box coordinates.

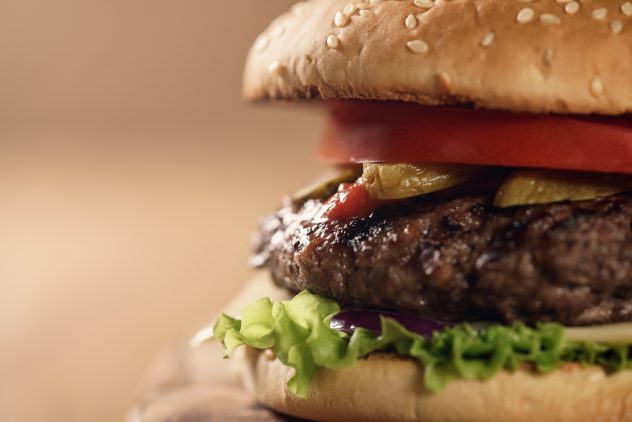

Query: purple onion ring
[330,309,449,338]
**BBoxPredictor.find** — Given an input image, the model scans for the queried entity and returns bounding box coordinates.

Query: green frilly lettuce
[213,291,632,398]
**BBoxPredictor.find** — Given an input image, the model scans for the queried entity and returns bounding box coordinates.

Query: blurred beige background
[0,1,325,421]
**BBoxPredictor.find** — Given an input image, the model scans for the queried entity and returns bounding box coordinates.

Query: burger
[211,0,632,420]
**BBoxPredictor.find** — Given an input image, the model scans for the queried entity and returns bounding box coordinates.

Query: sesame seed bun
[229,274,632,422]
[244,0,632,114]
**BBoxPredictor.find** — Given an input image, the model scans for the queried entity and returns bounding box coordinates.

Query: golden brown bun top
[244,0,632,114]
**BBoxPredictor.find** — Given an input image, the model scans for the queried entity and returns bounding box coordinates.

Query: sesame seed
[516,8,535,23]
[267,61,285,76]
[369,0,382,5]
[610,19,624,33]
[622,2,632,17]
[405,14,418,29]
[327,34,340,49]
[555,0,571,3]
[273,26,285,37]
[540,13,561,25]
[343,3,357,16]
[254,36,269,52]
[291,2,307,15]
[414,0,434,9]
[480,32,495,47]
[592,8,608,20]
[565,2,580,14]
[543,48,554,66]
[406,39,429,54]
[437,72,454,94]
[335,11,349,27]
[590,76,604,96]
[326,34,340,49]
[359,9,374,17]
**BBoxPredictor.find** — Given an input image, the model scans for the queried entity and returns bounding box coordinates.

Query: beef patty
[252,193,632,326]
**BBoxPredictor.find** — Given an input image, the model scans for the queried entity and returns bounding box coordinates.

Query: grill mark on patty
[253,193,632,326]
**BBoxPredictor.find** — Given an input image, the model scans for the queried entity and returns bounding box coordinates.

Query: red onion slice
[330,309,449,338]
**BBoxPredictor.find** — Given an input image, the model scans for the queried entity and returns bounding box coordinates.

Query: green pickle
[494,170,632,208]
[362,163,475,200]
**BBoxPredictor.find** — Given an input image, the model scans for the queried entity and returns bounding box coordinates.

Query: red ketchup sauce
[318,181,383,222]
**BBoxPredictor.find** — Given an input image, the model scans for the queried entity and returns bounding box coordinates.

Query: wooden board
[126,341,305,422]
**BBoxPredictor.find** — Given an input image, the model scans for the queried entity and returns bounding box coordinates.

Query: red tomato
[319,101,632,174]
[318,181,382,222]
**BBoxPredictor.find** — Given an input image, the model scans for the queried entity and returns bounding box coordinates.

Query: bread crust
[234,347,632,422]
[244,0,632,114]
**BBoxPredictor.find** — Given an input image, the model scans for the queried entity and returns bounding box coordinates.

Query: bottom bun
[229,275,632,422]
[234,348,632,422]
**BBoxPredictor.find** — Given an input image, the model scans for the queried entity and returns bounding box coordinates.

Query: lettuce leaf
[213,291,632,398]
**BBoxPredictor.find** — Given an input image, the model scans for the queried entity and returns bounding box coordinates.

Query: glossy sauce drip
[317,181,383,222]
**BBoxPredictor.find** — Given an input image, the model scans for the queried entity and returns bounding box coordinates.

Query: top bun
[243,0,632,114]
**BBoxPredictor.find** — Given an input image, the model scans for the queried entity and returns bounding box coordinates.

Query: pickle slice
[362,163,476,200]
[291,167,362,207]
[494,170,632,208]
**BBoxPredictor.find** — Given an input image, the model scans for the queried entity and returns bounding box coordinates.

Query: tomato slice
[319,101,632,174]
